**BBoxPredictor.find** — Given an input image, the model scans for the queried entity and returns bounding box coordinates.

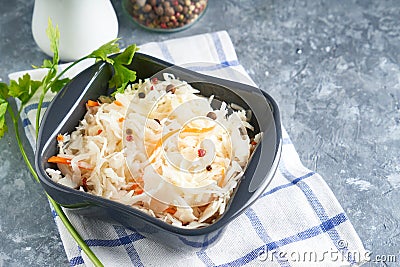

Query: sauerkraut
[46,74,260,228]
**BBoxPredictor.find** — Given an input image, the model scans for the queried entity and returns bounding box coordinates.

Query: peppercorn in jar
[123,0,208,32]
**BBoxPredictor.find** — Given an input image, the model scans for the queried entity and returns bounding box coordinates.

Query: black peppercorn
[206,111,217,120]
[166,84,176,94]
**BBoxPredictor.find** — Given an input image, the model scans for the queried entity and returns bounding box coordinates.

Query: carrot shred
[114,100,123,106]
[97,129,103,135]
[48,156,70,164]
[129,183,140,191]
[87,100,99,107]
[129,183,144,195]
[218,168,226,187]
[149,129,180,162]
[181,125,215,134]
[47,156,92,170]
[118,117,125,123]
[164,206,177,215]
[134,188,144,195]
[56,134,64,142]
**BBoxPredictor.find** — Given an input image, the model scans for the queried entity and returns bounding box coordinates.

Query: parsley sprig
[0,19,139,267]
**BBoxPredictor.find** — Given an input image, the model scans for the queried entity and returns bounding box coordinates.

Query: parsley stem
[34,56,89,139]
[48,197,104,267]
[9,102,103,267]
[7,104,39,182]
[52,56,89,89]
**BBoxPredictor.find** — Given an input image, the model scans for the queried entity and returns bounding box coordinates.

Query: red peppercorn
[151,77,158,84]
[198,148,206,157]
[126,135,133,142]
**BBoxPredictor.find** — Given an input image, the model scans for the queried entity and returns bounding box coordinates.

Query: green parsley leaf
[115,44,139,65]
[32,59,53,70]
[46,18,60,66]
[88,38,121,64]
[50,77,70,93]
[0,100,8,138]
[108,44,139,92]
[0,82,9,99]
[8,74,42,105]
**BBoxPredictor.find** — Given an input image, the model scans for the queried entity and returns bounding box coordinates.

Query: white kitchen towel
[10,31,368,266]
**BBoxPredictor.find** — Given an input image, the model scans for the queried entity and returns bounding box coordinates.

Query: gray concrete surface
[0,0,399,266]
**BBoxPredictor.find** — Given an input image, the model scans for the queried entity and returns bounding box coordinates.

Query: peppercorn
[138,92,146,98]
[160,16,170,23]
[155,5,164,15]
[206,111,217,120]
[166,84,176,94]
[175,5,183,12]
[165,7,175,16]
[198,148,206,157]
[206,165,212,171]
[142,4,152,12]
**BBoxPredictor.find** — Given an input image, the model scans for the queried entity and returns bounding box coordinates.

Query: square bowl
[35,53,282,250]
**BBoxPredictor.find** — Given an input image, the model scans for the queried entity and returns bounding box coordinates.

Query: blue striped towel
[10,31,367,266]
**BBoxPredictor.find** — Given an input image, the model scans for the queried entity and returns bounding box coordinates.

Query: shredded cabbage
[46,75,260,228]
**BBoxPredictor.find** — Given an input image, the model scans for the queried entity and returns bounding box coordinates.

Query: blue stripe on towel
[282,138,292,145]
[83,232,144,247]
[158,42,174,63]
[69,230,145,266]
[22,118,31,127]
[196,235,216,267]
[245,208,291,267]
[216,212,348,267]
[24,101,50,114]
[187,61,240,72]
[69,256,84,266]
[50,209,58,219]
[211,32,228,64]
[113,225,144,267]
[279,162,355,265]
[261,171,315,198]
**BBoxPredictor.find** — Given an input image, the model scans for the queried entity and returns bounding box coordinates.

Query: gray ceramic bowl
[35,53,282,250]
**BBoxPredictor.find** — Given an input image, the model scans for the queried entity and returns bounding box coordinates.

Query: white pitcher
[32,0,119,62]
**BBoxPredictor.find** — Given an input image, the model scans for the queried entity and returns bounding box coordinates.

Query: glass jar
[123,0,208,32]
